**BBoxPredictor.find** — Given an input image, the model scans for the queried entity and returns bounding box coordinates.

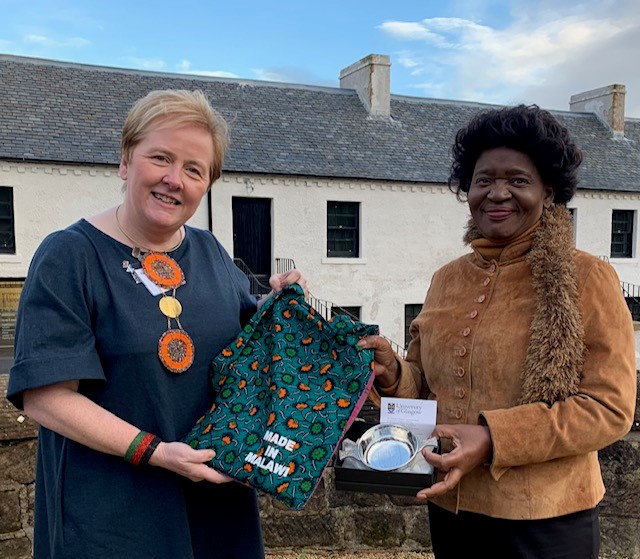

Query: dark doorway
[232,197,272,283]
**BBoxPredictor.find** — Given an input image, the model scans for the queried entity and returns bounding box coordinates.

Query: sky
[1,0,639,118]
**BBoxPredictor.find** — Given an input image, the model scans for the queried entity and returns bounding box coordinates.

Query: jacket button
[455,409,464,420]
[456,367,465,377]
[476,295,486,303]
[456,388,466,398]
[483,278,491,287]
[489,263,497,273]
[462,327,471,337]
[470,310,478,319]
[458,346,467,357]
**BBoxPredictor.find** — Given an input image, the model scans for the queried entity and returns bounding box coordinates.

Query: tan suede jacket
[374,237,636,520]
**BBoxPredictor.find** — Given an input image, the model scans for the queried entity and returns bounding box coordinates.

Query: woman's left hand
[268,269,308,297]
[149,441,233,483]
[416,424,493,499]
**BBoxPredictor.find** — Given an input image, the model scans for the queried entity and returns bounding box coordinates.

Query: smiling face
[467,147,554,244]
[118,120,214,242]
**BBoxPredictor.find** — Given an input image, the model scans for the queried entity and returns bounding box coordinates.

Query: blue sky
[1,0,639,117]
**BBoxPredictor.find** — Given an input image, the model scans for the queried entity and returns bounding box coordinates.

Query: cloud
[185,69,240,78]
[24,34,91,48]
[174,61,238,78]
[521,23,640,117]
[396,51,421,69]
[177,60,191,72]
[124,56,166,71]
[380,0,640,117]
[252,66,335,87]
[378,21,445,43]
[252,67,301,82]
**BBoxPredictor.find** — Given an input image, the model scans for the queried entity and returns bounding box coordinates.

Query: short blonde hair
[120,89,229,187]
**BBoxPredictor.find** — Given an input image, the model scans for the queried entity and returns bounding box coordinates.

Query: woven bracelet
[124,431,162,466]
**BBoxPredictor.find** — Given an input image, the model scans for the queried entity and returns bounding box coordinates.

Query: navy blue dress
[7,220,264,559]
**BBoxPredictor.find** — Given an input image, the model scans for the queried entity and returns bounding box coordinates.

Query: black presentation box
[333,420,439,496]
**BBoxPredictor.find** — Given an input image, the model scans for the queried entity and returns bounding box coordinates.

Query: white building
[1,53,640,370]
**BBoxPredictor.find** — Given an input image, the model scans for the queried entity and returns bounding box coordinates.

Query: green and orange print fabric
[183,283,378,509]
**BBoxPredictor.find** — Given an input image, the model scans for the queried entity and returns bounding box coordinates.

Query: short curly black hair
[448,105,582,205]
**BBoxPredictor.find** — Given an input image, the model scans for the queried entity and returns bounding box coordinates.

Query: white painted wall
[3,161,640,349]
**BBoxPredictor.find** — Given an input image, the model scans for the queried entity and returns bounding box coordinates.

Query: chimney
[569,84,626,138]
[339,54,391,119]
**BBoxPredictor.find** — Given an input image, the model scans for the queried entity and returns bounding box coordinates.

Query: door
[232,197,272,284]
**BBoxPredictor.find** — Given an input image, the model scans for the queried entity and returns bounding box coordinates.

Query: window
[0,280,23,372]
[327,201,359,257]
[331,305,361,321]
[0,187,15,254]
[404,304,423,349]
[611,210,634,258]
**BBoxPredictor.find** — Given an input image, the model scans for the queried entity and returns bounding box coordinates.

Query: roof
[2,54,640,192]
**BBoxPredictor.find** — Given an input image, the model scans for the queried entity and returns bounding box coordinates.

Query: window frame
[611,209,635,258]
[327,201,360,258]
[0,187,16,255]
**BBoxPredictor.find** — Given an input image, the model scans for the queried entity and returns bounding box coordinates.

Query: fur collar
[465,206,585,405]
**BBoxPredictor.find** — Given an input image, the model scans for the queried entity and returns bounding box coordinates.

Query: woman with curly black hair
[360,105,636,558]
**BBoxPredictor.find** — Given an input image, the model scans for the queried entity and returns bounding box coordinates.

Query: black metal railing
[232,258,272,296]
[621,281,640,321]
[306,292,407,358]
[275,258,296,274]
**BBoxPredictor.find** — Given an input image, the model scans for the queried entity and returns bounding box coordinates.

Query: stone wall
[2,375,640,559]
[0,375,35,559]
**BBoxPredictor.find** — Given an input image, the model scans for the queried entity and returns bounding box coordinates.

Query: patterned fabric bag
[183,283,378,510]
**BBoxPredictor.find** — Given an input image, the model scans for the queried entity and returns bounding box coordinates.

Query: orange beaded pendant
[141,252,184,289]
[158,329,195,374]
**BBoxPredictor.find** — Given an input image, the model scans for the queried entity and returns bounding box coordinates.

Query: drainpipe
[207,189,213,232]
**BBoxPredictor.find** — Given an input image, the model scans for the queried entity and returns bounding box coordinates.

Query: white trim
[0,254,23,263]
[321,257,367,265]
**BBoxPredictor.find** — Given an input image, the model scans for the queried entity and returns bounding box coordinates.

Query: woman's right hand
[149,441,233,484]
[357,335,400,388]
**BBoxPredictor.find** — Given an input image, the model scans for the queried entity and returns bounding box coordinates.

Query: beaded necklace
[115,205,194,373]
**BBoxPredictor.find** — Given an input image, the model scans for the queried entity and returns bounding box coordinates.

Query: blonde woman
[8,90,305,558]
